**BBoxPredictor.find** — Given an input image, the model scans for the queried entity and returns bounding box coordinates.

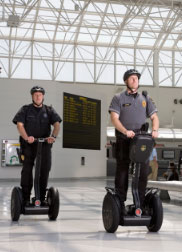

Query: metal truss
[0,0,182,86]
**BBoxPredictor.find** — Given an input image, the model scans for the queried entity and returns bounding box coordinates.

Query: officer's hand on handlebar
[152,130,158,138]
[126,130,135,138]
[46,136,56,144]
[27,136,35,144]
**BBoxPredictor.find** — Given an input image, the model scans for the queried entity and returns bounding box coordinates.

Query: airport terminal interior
[0,0,182,251]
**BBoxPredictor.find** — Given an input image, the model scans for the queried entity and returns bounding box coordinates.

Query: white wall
[1,78,182,179]
[0,79,107,179]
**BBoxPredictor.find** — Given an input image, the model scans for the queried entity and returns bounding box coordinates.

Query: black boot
[23,198,30,207]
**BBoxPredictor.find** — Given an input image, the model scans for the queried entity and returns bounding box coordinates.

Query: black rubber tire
[147,194,163,232]
[102,192,120,233]
[11,187,22,221]
[47,187,60,220]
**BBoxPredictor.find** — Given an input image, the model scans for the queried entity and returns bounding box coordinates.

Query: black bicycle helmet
[30,86,45,95]
[123,69,141,82]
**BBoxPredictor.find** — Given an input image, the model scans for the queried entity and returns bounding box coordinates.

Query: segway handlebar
[25,137,55,144]
[134,132,152,137]
[34,138,48,143]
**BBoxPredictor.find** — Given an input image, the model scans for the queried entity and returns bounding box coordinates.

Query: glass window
[11,59,31,79]
[0,58,8,78]
[0,40,9,56]
[136,49,153,64]
[11,41,31,59]
[137,66,153,86]
[117,48,134,64]
[33,42,53,59]
[33,60,52,80]
[76,46,94,61]
[159,67,172,86]
[55,44,74,60]
[159,51,172,66]
[76,63,94,82]
[174,68,182,87]
[96,64,114,84]
[55,62,73,82]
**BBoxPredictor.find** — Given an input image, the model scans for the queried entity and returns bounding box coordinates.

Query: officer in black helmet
[13,86,62,206]
[109,69,159,212]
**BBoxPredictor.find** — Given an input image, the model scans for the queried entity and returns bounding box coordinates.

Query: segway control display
[129,134,154,163]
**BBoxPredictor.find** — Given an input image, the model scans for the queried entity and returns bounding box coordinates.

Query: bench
[147,180,182,200]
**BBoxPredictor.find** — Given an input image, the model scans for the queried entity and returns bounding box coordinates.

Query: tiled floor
[0,178,181,252]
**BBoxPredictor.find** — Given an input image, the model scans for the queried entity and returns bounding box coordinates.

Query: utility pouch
[16,147,23,163]
[18,136,26,163]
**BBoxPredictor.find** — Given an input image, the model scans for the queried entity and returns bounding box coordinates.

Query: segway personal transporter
[11,138,59,221]
[102,133,163,233]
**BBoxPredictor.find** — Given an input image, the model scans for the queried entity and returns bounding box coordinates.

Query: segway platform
[123,216,151,226]
[24,205,49,215]
[102,133,163,233]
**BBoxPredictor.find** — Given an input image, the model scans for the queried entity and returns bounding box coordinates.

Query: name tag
[123,103,131,107]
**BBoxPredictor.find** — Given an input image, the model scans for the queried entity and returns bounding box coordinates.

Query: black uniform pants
[20,142,52,201]
[115,137,149,206]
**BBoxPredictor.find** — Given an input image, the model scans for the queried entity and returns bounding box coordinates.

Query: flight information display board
[63,92,101,150]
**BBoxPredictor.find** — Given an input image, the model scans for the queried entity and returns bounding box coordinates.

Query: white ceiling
[0,0,182,84]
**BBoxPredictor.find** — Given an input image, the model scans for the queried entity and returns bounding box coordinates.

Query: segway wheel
[102,192,120,233]
[11,187,22,221]
[47,187,60,220]
[147,194,163,232]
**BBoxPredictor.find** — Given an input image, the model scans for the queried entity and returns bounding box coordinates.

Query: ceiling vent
[7,15,20,27]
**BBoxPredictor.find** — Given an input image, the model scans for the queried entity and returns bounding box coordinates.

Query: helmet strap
[32,99,44,107]
[126,83,139,93]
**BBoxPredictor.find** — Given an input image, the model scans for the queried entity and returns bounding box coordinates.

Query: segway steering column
[34,138,46,207]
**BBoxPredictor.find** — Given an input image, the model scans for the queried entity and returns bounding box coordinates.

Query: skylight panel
[55,44,74,60]
[90,2,107,13]
[117,48,134,64]
[77,27,97,43]
[63,0,75,11]
[108,3,127,15]
[136,49,153,64]
[0,26,10,37]
[33,42,53,59]
[76,45,94,61]
[0,39,9,56]
[118,34,136,46]
[97,34,117,44]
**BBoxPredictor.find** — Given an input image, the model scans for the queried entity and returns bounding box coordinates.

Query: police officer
[13,86,62,206]
[109,69,159,212]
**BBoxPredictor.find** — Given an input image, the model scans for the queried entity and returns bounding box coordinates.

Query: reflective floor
[0,178,181,252]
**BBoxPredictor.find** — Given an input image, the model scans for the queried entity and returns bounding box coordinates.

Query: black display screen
[63,92,101,150]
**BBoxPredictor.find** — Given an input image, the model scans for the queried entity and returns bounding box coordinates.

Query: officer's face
[32,92,44,106]
[127,75,139,90]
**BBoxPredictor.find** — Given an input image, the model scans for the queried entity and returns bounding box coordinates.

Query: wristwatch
[51,135,57,139]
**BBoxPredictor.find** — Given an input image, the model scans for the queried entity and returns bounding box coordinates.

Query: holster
[18,136,26,163]
[110,141,117,159]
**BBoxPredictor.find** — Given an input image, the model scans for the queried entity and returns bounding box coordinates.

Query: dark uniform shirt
[13,104,62,138]
[109,91,157,134]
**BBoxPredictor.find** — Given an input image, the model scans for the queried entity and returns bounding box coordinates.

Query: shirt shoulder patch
[142,100,146,108]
